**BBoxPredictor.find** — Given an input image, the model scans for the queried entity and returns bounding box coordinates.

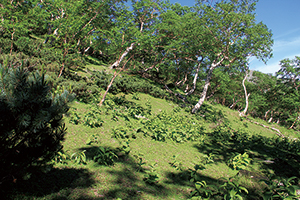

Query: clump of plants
[228,152,252,170]
[143,162,161,184]
[262,176,300,200]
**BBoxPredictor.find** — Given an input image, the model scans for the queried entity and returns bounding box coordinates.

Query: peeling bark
[268,117,273,123]
[242,116,284,137]
[192,65,216,113]
[264,110,270,121]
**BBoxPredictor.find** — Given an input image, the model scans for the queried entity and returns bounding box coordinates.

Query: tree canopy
[2,0,300,130]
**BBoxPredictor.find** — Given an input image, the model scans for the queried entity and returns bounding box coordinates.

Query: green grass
[5,72,300,199]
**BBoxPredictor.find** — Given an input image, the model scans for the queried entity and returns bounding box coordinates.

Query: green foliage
[262,176,300,200]
[142,111,204,143]
[93,147,118,166]
[212,122,233,142]
[143,162,160,184]
[71,150,87,165]
[189,154,217,199]
[83,105,103,128]
[52,150,70,165]
[0,64,74,182]
[92,71,167,98]
[133,153,146,172]
[190,180,218,200]
[170,154,184,171]
[69,108,81,125]
[229,153,252,170]
[113,126,135,140]
[112,125,137,155]
[132,92,141,100]
[86,134,101,145]
[220,177,249,200]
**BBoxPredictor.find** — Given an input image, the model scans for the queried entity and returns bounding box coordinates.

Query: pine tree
[0,64,74,184]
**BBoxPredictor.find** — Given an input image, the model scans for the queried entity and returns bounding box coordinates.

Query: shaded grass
[5,89,300,199]
[2,167,95,200]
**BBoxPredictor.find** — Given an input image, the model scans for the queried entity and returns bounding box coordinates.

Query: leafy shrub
[143,162,160,184]
[190,180,217,199]
[92,71,167,98]
[133,154,146,172]
[52,76,99,103]
[52,150,70,164]
[113,127,135,140]
[228,153,251,170]
[211,122,233,142]
[142,111,204,143]
[132,92,140,100]
[69,108,81,125]
[0,64,74,183]
[86,134,101,145]
[170,154,184,171]
[262,176,300,200]
[71,150,87,165]
[83,105,103,128]
[220,177,249,200]
[93,147,118,166]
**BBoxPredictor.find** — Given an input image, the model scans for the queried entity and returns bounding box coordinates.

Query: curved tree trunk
[191,64,217,114]
[110,42,135,69]
[240,70,250,116]
[185,61,202,96]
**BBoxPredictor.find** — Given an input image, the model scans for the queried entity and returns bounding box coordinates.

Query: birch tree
[108,0,170,69]
[190,0,273,113]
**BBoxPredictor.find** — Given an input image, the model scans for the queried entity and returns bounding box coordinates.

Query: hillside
[3,65,300,200]
[1,1,300,199]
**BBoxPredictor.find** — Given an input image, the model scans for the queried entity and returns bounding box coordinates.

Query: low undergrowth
[3,91,300,200]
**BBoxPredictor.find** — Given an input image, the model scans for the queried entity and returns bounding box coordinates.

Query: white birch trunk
[186,62,201,96]
[289,115,299,129]
[240,70,250,116]
[98,71,119,106]
[110,42,135,69]
[191,63,217,114]
[268,117,273,123]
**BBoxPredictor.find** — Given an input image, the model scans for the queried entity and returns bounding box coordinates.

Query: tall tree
[276,56,300,129]
[190,0,273,113]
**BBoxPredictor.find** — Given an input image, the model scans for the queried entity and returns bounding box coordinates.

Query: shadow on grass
[1,167,96,200]
[164,169,264,200]
[193,130,300,182]
[79,146,170,200]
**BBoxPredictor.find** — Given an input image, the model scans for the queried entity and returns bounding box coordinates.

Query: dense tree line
[1,0,299,129]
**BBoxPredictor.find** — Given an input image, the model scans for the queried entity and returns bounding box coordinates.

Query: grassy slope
[8,67,300,200]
